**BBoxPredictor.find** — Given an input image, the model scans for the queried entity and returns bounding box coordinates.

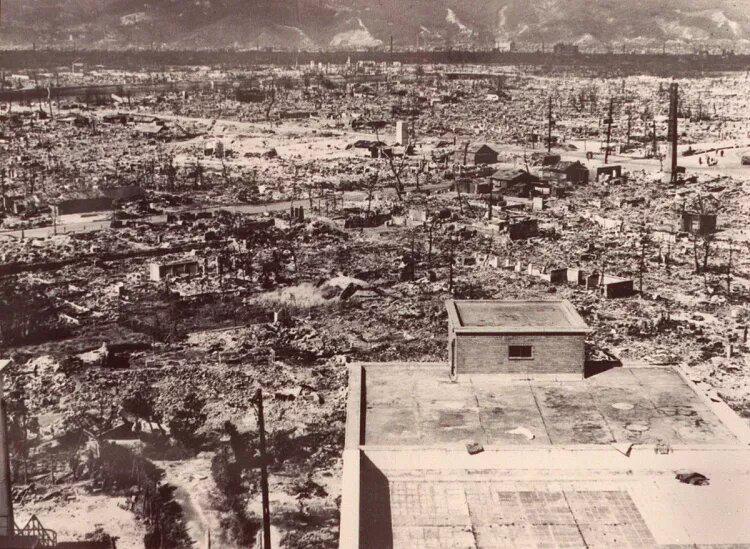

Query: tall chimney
[668,83,679,183]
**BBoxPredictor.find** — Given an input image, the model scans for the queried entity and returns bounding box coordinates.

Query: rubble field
[1,61,749,548]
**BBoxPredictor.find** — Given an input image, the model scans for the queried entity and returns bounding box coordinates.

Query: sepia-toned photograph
[0,1,749,547]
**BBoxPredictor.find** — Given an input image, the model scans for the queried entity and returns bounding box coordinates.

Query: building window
[508,345,533,360]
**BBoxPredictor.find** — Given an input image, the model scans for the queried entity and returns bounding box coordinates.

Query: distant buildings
[494,40,517,53]
[553,43,580,56]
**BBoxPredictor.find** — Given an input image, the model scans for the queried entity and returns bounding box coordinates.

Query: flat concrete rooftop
[359,464,750,548]
[448,300,589,331]
[362,364,740,447]
[341,363,750,548]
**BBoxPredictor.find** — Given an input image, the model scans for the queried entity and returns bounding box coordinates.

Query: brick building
[446,300,589,378]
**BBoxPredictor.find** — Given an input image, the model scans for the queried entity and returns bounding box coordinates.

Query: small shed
[548,160,590,185]
[681,211,717,235]
[601,275,634,299]
[457,143,499,166]
[490,168,542,197]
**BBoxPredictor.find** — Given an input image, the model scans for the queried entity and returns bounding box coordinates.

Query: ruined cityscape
[1,2,750,548]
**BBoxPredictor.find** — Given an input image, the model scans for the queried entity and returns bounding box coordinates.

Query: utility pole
[254,388,272,549]
[547,97,553,153]
[448,238,455,293]
[604,98,614,165]
[652,118,658,159]
[727,239,733,297]
[668,82,679,183]
[487,180,494,220]
[638,229,649,294]
[46,86,54,120]
[626,109,632,147]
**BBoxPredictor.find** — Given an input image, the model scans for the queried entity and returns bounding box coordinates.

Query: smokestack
[669,83,679,182]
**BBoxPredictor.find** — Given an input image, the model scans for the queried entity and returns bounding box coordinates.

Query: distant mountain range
[1,0,749,51]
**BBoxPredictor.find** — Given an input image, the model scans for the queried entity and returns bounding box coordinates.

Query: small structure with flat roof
[447,300,589,379]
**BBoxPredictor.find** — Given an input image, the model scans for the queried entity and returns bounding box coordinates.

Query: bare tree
[364,170,380,218]
[414,157,427,190]
[637,227,651,293]
[486,180,494,220]
[691,231,701,274]
[726,238,734,296]
[385,152,408,200]
[162,152,178,189]
[264,86,276,122]
[425,215,437,270]
[455,171,464,214]
[221,159,233,186]
[375,126,408,201]
[191,155,205,187]
[702,232,714,274]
